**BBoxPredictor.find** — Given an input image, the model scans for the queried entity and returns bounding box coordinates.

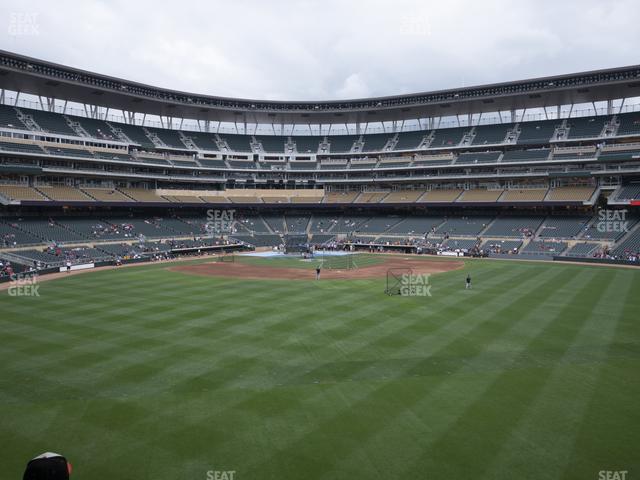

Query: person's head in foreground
[23,452,71,480]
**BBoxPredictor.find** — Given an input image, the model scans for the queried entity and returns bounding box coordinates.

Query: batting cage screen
[283,235,310,254]
[385,267,413,295]
[217,253,235,262]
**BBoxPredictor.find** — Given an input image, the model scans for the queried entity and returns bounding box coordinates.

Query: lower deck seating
[538,216,591,238]
[565,242,600,257]
[521,240,568,256]
[435,217,493,236]
[230,234,282,247]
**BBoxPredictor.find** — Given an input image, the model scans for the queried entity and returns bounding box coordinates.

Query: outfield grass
[1,257,638,479]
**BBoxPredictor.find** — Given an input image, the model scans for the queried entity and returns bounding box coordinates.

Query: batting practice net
[385,267,413,295]
[283,235,310,255]
[217,253,235,262]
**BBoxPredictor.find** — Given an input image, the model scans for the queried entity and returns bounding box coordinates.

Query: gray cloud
[1,0,639,101]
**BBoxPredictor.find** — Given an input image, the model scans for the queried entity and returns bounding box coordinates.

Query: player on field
[465,274,472,290]
[316,265,321,280]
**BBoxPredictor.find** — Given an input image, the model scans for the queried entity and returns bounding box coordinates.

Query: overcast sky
[1,0,639,102]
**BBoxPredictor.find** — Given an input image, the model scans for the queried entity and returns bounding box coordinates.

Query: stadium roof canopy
[1,49,639,125]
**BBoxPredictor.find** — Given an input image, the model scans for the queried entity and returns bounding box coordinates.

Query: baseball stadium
[1,6,640,479]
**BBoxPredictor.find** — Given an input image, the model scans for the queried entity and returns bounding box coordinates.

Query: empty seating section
[382,190,425,203]
[582,216,638,242]
[566,242,600,257]
[386,217,443,236]
[72,117,117,141]
[261,196,290,204]
[171,159,198,168]
[292,136,319,153]
[188,134,220,151]
[17,219,87,243]
[350,161,377,169]
[0,141,45,154]
[309,214,340,233]
[220,134,252,152]
[538,216,590,238]
[309,234,335,244]
[455,151,501,164]
[613,184,640,200]
[615,113,640,136]
[499,189,548,202]
[419,190,463,202]
[612,228,640,256]
[598,150,640,162]
[227,160,255,169]
[324,191,359,203]
[332,216,369,233]
[436,217,492,236]
[457,189,503,202]
[261,214,284,233]
[362,134,391,152]
[481,239,523,253]
[357,217,401,233]
[106,218,177,238]
[136,156,170,165]
[115,123,156,148]
[198,159,227,168]
[23,108,76,136]
[0,105,27,129]
[394,131,427,150]
[0,221,42,246]
[255,135,285,153]
[227,195,260,203]
[566,116,607,139]
[327,135,358,153]
[483,216,545,237]
[289,161,317,170]
[502,149,550,162]
[472,124,512,145]
[93,151,131,161]
[46,147,95,158]
[146,127,187,149]
[0,185,47,201]
[517,120,558,144]
[546,186,595,202]
[37,186,94,202]
[235,216,271,233]
[441,238,479,250]
[521,240,568,256]
[231,234,281,247]
[320,161,347,169]
[429,127,466,148]
[355,192,388,203]
[119,188,168,202]
[285,215,310,233]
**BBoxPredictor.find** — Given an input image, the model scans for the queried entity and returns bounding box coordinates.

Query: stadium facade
[0,49,639,274]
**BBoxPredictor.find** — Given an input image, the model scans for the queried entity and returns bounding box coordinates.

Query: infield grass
[1,256,638,479]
